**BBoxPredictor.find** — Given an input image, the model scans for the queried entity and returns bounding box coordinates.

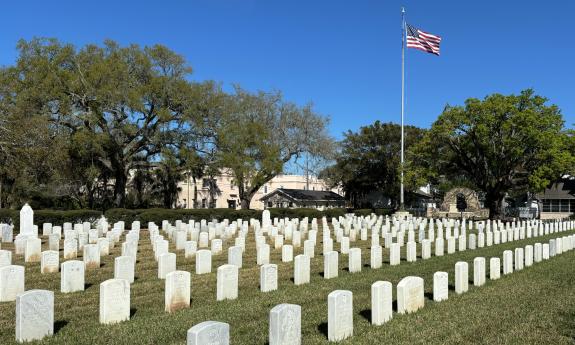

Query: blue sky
[1,0,574,139]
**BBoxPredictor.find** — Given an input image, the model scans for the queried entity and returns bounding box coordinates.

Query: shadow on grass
[424,292,434,301]
[317,322,328,338]
[130,308,138,318]
[54,320,69,334]
[85,283,94,290]
[359,309,371,323]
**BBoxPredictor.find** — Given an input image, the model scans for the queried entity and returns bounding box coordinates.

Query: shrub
[322,208,347,219]
[0,209,102,227]
[104,208,140,224]
[0,209,18,226]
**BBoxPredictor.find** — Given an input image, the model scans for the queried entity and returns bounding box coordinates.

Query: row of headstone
[182,232,575,345]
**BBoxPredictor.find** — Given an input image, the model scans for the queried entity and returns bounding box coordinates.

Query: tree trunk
[113,170,127,208]
[485,191,505,219]
[240,197,251,209]
[192,177,198,209]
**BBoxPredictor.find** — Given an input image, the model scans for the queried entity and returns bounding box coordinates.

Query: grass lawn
[0,226,574,344]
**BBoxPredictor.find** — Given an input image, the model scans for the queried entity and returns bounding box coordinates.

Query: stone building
[177,170,339,210]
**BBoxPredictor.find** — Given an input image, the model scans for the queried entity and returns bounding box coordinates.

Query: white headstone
[217,264,238,301]
[503,250,513,274]
[489,257,500,280]
[228,245,243,268]
[63,239,78,260]
[83,244,100,269]
[158,253,177,279]
[389,243,400,266]
[187,321,229,345]
[473,257,486,287]
[0,249,12,268]
[327,290,353,341]
[19,204,35,237]
[41,251,59,274]
[15,289,53,342]
[114,256,135,283]
[371,281,393,325]
[269,303,301,345]
[370,245,382,269]
[195,250,212,274]
[348,248,361,273]
[282,245,293,263]
[433,271,448,302]
[260,264,278,293]
[99,279,130,324]
[0,265,25,302]
[294,255,310,285]
[397,276,425,314]
[25,237,41,263]
[324,251,338,279]
[514,248,524,271]
[455,261,468,294]
[165,270,191,313]
[60,260,84,293]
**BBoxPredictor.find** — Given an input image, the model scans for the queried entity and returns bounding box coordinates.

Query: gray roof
[260,188,345,202]
[537,178,575,200]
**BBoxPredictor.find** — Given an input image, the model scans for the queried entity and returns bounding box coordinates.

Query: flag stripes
[406,24,441,56]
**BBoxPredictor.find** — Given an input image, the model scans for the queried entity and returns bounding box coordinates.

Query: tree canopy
[0,38,333,210]
[321,121,426,208]
[409,89,574,218]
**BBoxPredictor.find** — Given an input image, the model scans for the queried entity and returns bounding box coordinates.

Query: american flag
[406,24,441,56]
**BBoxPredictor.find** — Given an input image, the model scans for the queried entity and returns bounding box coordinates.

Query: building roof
[537,178,575,200]
[260,188,345,202]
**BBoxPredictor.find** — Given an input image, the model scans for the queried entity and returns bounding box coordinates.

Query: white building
[177,171,339,210]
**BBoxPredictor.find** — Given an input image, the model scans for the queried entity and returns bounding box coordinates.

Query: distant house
[536,177,575,219]
[260,188,346,210]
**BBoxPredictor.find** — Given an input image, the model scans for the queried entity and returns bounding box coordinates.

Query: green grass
[0,227,574,344]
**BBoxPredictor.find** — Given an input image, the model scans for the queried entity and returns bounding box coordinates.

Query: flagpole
[400,6,406,210]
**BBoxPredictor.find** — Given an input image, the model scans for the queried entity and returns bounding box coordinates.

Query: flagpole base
[393,210,411,221]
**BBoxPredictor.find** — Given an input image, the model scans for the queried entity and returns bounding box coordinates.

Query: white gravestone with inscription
[371,281,393,325]
[328,290,353,341]
[99,278,130,324]
[217,264,239,301]
[165,270,191,313]
[20,204,35,237]
[397,276,425,314]
[187,321,230,345]
[260,264,278,293]
[61,260,84,293]
[269,303,301,345]
[433,271,448,302]
[0,265,25,302]
[15,289,54,343]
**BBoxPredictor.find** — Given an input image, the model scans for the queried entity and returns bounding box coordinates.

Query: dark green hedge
[105,208,351,224]
[0,209,102,228]
[0,209,18,225]
[353,208,394,217]
[35,210,102,226]
[0,207,391,227]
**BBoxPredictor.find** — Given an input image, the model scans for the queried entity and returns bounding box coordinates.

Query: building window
[551,199,560,212]
[202,178,216,189]
[542,199,551,212]
[560,199,570,212]
[264,186,268,193]
[202,198,207,208]
[289,202,293,208]
[267,201,273,208]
